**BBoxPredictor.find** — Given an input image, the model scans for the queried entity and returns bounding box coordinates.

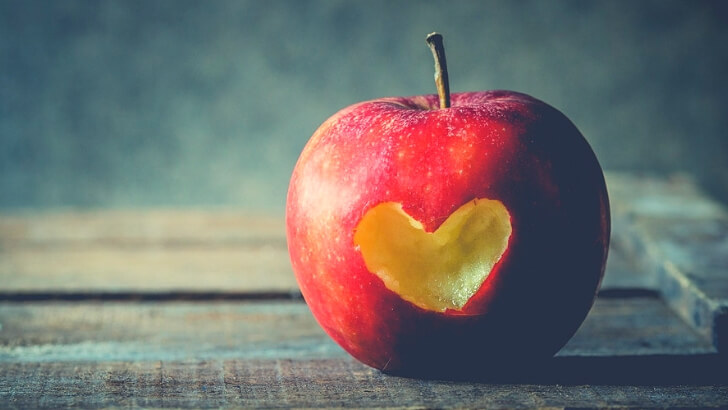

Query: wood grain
[0,246,294,294]
[2,359,727,408]
[0,301,340,362]
[0,210,296,294]
[609,173,728,352]
[1,297,725,408]
[0,297,715,363]
[0,210,285,247]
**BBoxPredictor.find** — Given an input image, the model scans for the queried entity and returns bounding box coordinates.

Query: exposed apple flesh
[354,198,512,312]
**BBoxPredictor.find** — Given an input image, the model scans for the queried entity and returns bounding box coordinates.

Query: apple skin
[286,91,610,375]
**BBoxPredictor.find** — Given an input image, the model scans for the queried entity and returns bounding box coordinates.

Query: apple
[286,33,609,375]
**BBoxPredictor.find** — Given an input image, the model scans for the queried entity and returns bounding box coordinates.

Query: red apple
[286,34,609,375]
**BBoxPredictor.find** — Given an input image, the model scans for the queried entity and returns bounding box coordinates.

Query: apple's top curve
[355,90,542,111]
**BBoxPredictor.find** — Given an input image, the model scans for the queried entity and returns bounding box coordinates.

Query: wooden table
[1,173,727,408]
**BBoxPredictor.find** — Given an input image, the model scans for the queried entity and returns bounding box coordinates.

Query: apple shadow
[383,353,728,386]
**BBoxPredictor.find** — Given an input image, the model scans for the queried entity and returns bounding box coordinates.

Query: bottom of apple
[347,329,572,378]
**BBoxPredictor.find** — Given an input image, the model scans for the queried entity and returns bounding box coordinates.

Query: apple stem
[425,32,451,109]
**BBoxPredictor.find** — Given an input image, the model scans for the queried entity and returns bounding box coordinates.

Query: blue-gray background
[2,0,727,211]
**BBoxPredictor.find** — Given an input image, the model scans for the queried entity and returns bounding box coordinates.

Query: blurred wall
[2,0,727,211]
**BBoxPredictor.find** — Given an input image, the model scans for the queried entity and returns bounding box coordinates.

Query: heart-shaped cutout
[354,198,512,312]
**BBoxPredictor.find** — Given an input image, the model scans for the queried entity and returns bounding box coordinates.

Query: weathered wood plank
[0,246,295,294]
[0,209,296,294]
[0,297,715,363]
[2,358,727,408]
[609,173,728,352]
[0,210,285,247]
[0,300,341,362]
[599,234,655,291]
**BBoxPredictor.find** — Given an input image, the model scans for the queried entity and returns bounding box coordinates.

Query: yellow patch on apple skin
[353,199,512,312]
